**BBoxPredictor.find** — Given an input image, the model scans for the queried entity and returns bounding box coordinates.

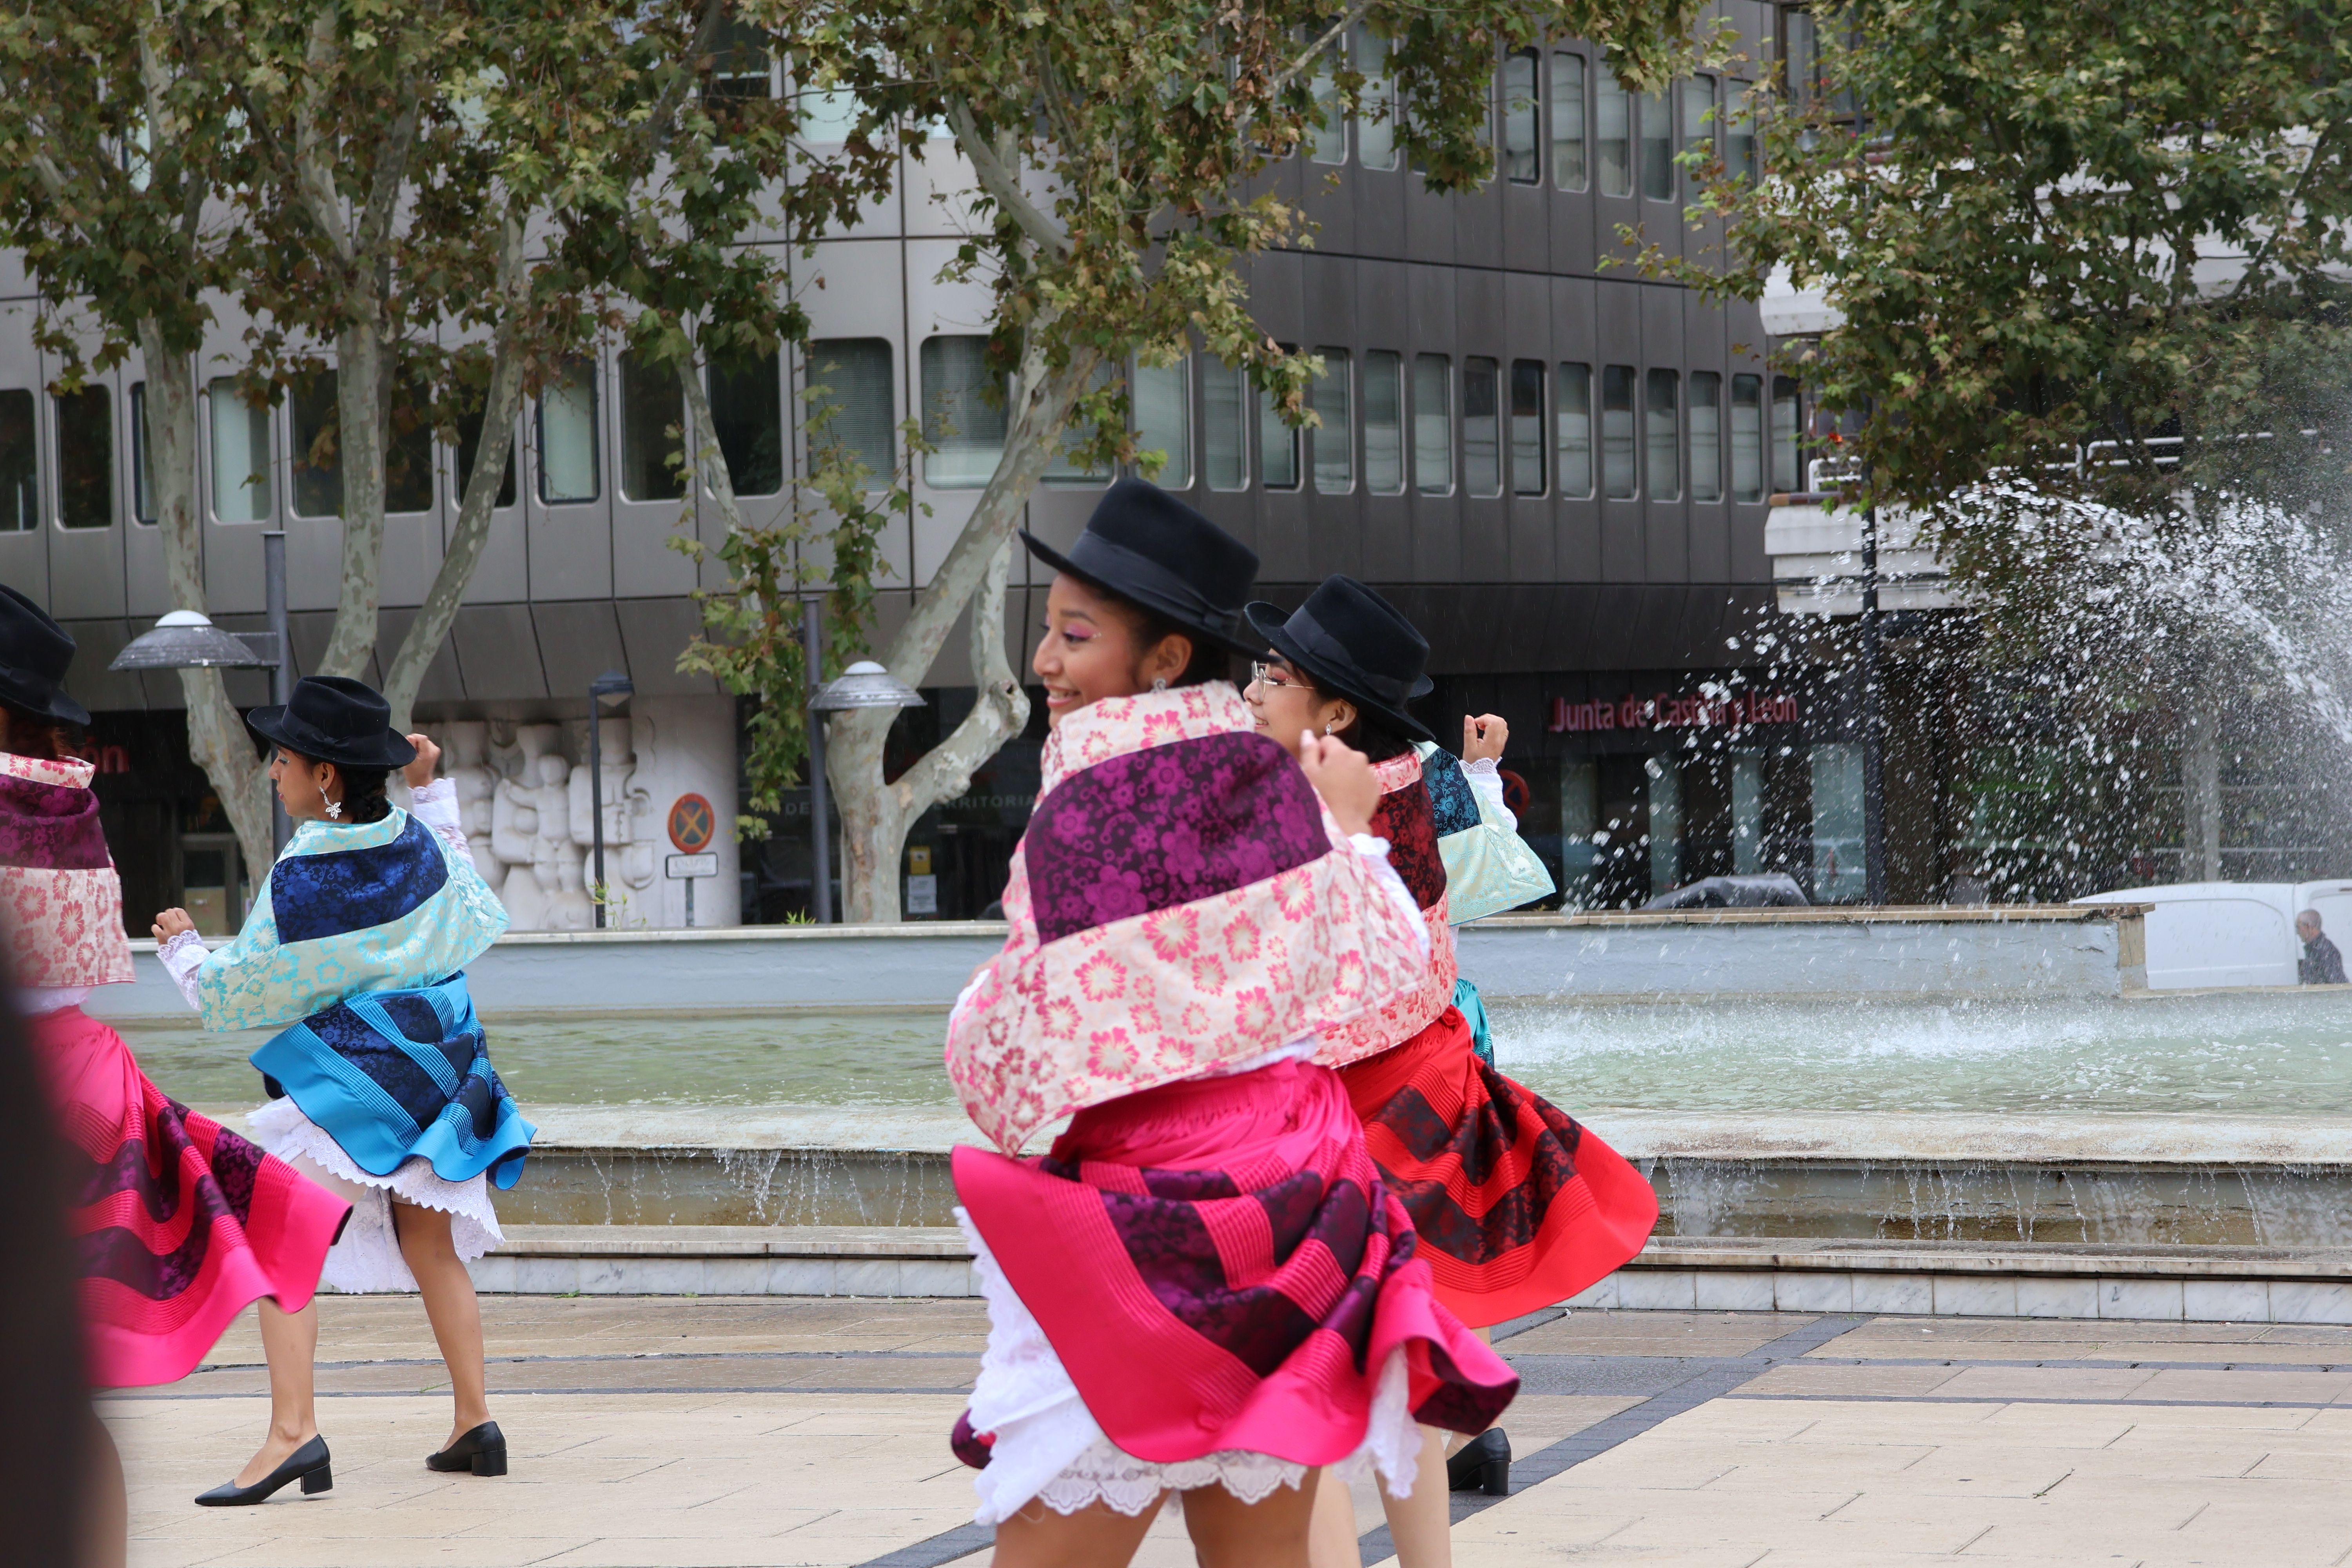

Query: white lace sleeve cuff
[158,929,207,1011]
[1461,758,1517,831]
[408,777,476,869]
[1348,832,1430,963]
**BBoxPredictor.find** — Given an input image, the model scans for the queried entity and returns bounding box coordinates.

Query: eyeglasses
[1249,661,1303,690]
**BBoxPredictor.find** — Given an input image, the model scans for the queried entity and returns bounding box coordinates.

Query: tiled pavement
[109,1296,2352,1566]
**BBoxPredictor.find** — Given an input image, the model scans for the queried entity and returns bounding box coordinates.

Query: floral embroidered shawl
[194,808,508,1033]
[1315,750,1459,1068]
[945,682,1431,1154]
[0,753,134,987]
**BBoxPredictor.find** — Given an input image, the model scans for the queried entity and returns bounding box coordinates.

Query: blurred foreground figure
[0,586,348,1528]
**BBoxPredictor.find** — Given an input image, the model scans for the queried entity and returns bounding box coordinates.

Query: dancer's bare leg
[1372,1426,1454,1568]
[233,1297,319,1485]
[989,1493,1162,1566]
[390,1202,491,1448]
[1307,1466,1359,1567]
[82,1411,125,1568]
[1183,1472,1324,1568]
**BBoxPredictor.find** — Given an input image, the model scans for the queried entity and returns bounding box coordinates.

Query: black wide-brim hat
[1245,575,1436,743]
[247,675,417,770]
[1020,478,1268,657]
[0,584,91,727]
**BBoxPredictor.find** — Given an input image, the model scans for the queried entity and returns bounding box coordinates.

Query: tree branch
[946,97,1071,257]
[293,7,356,263]
[1270,0,1377,100]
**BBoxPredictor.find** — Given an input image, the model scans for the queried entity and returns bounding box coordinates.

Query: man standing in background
[2298,910,2347,985]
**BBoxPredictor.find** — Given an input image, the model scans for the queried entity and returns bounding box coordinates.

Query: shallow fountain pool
[124,988,2352,1118]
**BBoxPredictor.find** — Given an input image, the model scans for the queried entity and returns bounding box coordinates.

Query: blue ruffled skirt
[250,972,534,1190]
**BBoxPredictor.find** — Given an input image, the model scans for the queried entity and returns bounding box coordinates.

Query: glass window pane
[1259,374,1299,491]
[1203,358,1248,490]
[537,358,600,504]
[620,350,685,502]
[1551,53,1586,191]
[1503,50,1539,183]
[1510,360,1544,495]
[1682,76,1715,167]
[1640,86,1674,201]
[1595,64,1631,197]
[1412,355,1452,494]
[1784,11,1819,109]
[290,370,341,518]
[1645,368,1680,501]
[708,350,783,497]
[1690,370,1722,502]
[1312,349,1352,494]
[1601,364,1636,498]
[1771,375,1802,493]
[209,377,271,522]
[1731,373,1764,502]
[1355,26,1396,170]
[1311,45,1346,165]
[920,335,1006,488]
[806,338,894,489]
[1810,740,1865,902]
[705,16,771,99]
[1044,361,1116,487]
[55,386,111,529]
[1556,363,1593,498]
[131,383,155,523]
[453,394,518,510]
[0,391,30,532]
[386,380,434,514]
[1133,359,1191,488]
[1363,351,1403,494]
[1462,357,1500,497]
[1726,83,1759,182]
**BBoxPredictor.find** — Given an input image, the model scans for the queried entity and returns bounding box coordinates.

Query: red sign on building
[1548,691,1800,734]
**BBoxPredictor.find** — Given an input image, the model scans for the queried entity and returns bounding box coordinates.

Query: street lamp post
[587,671,633,929]
[806,657,925,924]
[111,530,293,853]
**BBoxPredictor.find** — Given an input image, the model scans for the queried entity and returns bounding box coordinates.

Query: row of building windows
[1307,33,1758,199]
[0,339,1802,530]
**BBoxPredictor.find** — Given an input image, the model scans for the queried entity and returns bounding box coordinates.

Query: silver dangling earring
[1151,677,1168,692]
[324,796,342,820]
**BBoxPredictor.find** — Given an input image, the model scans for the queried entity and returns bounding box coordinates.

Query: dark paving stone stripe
[1725,1391,2352,1410]
[105,1383,973,1401]
[1351,1314,1870,1564]
[1503,1351,2352,1394]
[859,1521,995,1568]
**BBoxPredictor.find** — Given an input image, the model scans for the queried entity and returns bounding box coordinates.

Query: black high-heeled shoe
[427,1420,507,1476]
[1447,1427,1511,1495]
[194,1434,332,1506]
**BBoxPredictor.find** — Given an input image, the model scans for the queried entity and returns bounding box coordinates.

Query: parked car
[2070,881,2352,989]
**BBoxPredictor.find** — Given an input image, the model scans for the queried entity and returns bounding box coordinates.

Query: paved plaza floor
[108,1296,2352,1566]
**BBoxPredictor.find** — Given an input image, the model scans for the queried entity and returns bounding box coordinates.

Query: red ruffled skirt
[1338,1007,1658,1328]
[952,1057,1517,1473]
[29,1006,348,1388]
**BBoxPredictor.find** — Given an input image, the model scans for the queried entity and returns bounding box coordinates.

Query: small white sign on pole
[666,851,719,928]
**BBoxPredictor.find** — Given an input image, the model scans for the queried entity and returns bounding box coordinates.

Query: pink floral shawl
[945,682,1430,1153]
[0,752,135,988]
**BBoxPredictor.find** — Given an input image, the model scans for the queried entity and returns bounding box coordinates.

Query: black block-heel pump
[1446,1427,1511,1495]
[194,1435,333,1506]
[427,1421,508,1476]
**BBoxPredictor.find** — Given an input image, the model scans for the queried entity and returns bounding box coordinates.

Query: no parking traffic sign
[668,793,715,855]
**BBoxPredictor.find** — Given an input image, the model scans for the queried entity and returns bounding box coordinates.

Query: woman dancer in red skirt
[0,588,348,1538]
[945,483,1519,1566]
[1243,577,1659,1568]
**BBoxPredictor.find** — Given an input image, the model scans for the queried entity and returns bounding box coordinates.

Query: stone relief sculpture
[437,717,658,931]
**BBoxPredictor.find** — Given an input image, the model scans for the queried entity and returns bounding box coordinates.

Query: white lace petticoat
[246,1098,503,1294]
[956,1208,1420,1527]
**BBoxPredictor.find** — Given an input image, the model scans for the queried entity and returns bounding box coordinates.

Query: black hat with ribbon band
[246,675,417,771]
[1245,575,1435,744]
[0,584,91,727]
[1020,478,1268,657]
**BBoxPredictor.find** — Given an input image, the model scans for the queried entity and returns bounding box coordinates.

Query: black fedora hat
[247,676,416,770]
[0,584,91,727]
[1020,478,1267,657]
[1245,576,1435,744]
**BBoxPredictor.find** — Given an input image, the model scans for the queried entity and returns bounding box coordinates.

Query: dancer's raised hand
[403,733,441,790]
[1298,731,1378,838]
[1463,713,1508,765]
